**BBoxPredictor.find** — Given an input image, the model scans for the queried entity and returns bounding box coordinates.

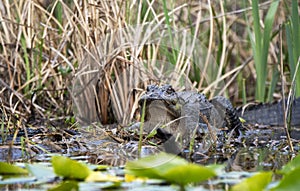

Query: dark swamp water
[0,123,299,190]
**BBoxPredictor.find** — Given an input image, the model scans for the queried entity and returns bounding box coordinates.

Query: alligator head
[139,84,182,121]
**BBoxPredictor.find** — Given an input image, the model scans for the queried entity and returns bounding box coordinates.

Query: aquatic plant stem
[138,100,147,158]
[284,57,300,153]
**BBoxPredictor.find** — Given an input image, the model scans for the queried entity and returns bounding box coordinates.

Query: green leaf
[287,0,300,97]
[0,162,28,175]
[51,156,91,180]
[231,171,272,191]
[247,0,279,101]
[48,180,78,191]
[163,163,216,186]
[271,167,300,191]
[278,154,300,175]
[146,129,157,138]
[125,152,216,186]
[126,152,187,179]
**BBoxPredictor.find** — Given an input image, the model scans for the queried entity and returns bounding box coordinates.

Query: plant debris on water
[0,0,300,190]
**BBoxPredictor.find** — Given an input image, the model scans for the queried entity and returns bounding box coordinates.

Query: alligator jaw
[139,99,181,121]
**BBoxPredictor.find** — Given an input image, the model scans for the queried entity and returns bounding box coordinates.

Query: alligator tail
[236,97,300,127]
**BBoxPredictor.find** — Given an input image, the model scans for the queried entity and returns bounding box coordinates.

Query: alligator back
[236,97,300,127]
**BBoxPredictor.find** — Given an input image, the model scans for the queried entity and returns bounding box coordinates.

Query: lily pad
[231,171,272,191]
[278,154,300,175]
[163,163,217,185]
[51,156,91,180]
[125,152,216,186]
[0,162,28,175]
[271,167,300,191]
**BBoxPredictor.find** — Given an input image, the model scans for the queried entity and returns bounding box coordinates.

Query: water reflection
[226,147,292,172]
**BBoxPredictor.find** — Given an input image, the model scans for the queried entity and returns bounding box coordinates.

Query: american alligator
[139,84,241,135]
[138,84,300,153]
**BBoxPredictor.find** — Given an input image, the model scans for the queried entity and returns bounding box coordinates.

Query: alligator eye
[166,87,175,94]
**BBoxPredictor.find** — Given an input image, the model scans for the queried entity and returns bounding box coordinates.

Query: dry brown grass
[0,0,294,131]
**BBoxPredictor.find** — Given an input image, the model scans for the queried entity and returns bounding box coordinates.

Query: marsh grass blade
[247,0,279,102]
[285,0,300,97]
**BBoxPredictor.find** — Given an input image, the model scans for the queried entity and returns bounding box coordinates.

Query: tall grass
[246,0,279,102]
[162,0,178,65]
[20,35,31,95]
[285,0,300,97]
[0,0,297,129]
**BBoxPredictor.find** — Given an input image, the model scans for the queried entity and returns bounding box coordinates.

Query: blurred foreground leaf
[0,162,28,175]
[278,154,300,175]
[125,152,216,186]
[231,171,272,191]
[51,156,91,180]
[271,167,300,191]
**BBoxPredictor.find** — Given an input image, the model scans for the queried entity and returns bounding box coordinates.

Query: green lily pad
[0,162,28,175]
[51,156,91,180]
[126,152,187,179]
[125,152,216,186]
[278,154,300,175]
[271,167,300,191]
[272,154,300,191]
[163,163,217,185]
[231,171,272,191]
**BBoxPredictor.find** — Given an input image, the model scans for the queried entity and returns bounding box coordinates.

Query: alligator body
[139,84,242,148]
[237,98,300,127]
[139,84,300,145]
